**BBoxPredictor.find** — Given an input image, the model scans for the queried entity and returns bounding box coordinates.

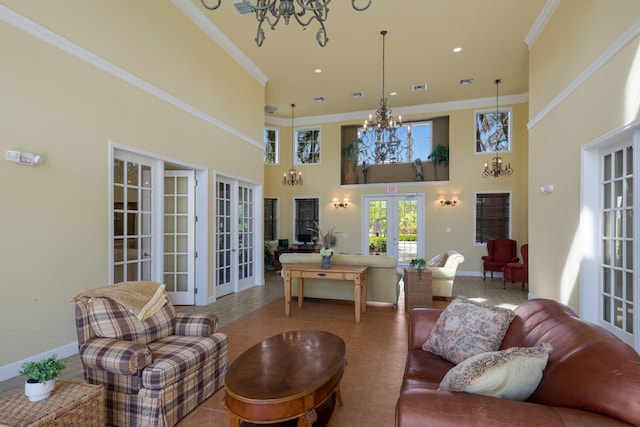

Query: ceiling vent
[312,96,325,103]
[264,104,279,115]
[233,2,254,15]
[350,91,364,98]
[459,78,474,86]
[412,84,427,92]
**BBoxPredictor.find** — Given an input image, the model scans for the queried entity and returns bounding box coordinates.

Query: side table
[0,380,105,427]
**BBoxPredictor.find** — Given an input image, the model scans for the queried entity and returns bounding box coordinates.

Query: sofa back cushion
[88,297,176,344]
[501,299,640,426]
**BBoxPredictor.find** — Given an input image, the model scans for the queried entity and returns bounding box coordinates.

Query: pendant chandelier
[360,30,408,164]
[482,79,513,178]
[283,104,303,186]
[201,0,372,47]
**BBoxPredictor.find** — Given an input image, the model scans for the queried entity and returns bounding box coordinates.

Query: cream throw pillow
[423,296,516,364]
[439,343,552,401]
[427,253,448,267]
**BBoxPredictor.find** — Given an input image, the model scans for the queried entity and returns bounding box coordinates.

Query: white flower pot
[24,379,56,402]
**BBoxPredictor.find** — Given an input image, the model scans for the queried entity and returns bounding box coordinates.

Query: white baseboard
[0,342,78,382]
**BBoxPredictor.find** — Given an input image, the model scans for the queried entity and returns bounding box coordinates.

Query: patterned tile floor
[0,273,528,426]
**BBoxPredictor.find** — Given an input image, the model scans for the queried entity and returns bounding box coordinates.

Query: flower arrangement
[310,222,337,257]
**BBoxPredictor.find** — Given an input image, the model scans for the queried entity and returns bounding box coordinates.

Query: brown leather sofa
[396,299,640,426]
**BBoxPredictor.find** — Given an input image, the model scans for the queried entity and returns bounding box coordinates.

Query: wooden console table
[282,263,368,323]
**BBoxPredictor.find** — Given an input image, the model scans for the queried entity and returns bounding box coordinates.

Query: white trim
[529,18,640,130]
[171,0,268,86]
[0,343,78,383]
[524,0,560,49]
[0,4,261,150]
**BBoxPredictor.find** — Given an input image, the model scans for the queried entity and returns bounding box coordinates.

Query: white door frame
[109,141,209,305]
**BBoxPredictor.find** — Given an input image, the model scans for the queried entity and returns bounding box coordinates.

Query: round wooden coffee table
[224,330,346,426]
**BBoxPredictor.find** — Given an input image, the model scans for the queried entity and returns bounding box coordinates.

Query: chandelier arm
[351,0,371,11]
[295,0,331,12]
[201,0,222,10]
[241,0,276,12]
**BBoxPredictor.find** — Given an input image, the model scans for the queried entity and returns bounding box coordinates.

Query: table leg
[354,283,361,323]
[335,384,343,406]
[284,270,291,317]
[361,271,368,313]
[298,278,304,308]
[298,409,318,427]
[227,411,241,427]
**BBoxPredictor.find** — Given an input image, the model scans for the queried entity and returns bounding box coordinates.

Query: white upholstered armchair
[427,250,464,299]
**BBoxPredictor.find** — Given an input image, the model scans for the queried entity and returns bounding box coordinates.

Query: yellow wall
[265,101,530,273]
[0,1,264,366]
[528,0,640,309]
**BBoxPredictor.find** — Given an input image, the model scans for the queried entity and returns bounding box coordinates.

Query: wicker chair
[74,294,228,427]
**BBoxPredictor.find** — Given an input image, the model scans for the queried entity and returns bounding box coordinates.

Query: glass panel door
[237,184,255,290]
[216,180,233,297]
[113,157,153,283]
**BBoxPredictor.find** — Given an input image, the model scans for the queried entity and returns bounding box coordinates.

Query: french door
[112,149,197,305]
[215,177,257,298]
[362,194,424,267]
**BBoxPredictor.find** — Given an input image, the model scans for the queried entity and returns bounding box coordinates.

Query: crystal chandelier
[201,0,372,47]
[283,104,303,186]
[482,79,513,178]
[360,30,409,164]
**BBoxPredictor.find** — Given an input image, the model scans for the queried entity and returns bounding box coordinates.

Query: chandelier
[201,0,372,47]
[482,79,513,178]
[283,104,303,186]
[360,30,408,164]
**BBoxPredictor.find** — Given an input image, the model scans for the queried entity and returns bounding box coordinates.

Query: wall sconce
[333,198,349,209]
[439,193,459,206]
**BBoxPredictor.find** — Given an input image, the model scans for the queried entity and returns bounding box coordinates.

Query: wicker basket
[0,380,105,426]
[403,268,433,312]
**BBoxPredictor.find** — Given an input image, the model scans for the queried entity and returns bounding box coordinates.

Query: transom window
[475,192,511,244]
[294,128,320,165]
[264,128,278,164]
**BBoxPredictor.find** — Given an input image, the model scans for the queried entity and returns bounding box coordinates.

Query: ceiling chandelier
[283,104,303,186]
[482,79,513,178]
[360,30,408,164]
[201,0,372,47]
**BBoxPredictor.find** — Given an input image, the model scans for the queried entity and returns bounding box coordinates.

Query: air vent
[459,78,474,86]
[350,91,364,98]
[312,96,325,103]
[412,84,427,92]
[264,104,279,115]
[233,1,254,15]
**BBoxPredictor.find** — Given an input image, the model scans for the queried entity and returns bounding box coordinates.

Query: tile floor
[0,273,528,426]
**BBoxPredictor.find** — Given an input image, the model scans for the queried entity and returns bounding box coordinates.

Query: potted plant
[427,144,449,180]
[408,258,427,279]
[343,139,361,184]
[18,354,65,402]
[264,242,275,271]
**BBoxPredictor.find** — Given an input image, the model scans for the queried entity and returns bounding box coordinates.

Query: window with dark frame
[475,193,510,244]
[264,128,278,164]
[294,198,319,241]
[264,198,278,241]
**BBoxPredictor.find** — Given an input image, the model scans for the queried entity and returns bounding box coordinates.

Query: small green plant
[427,144,449,180]
[18,354,65,384]
[409,258,427,279]
[264,242,275,270]
[343,139,361,162]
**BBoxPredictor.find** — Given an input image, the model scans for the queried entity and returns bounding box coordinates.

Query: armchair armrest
[481,255,492,262]
[511,257,520,263]
[79,337,152,375]
[427,267,455,280]
[175,312,218,336]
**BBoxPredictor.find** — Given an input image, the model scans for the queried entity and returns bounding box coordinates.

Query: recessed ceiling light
[390,91,398,96]
[314,68,322,73]
[453,47,462,53]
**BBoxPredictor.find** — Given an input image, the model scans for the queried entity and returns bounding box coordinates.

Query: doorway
[362,194,424,267]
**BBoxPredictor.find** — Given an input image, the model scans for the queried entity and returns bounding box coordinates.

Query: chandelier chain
[482,79,513,178]
[283,103,303,186]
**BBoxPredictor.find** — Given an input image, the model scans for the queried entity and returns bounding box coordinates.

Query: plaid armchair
[74,297,228,427]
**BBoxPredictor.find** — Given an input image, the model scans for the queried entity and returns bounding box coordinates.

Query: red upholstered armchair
[503,243,528,289]
[482,238,518,280]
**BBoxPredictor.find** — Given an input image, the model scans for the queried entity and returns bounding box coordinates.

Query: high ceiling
[189,0,548,120]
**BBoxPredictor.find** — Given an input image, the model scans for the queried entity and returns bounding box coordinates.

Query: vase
[344,161,358,184]
[24,379,56,402]
[321,255,332,269]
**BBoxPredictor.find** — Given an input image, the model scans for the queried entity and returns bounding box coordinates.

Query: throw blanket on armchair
[70,280,167,321]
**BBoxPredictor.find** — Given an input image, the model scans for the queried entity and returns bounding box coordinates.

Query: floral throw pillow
[427,253,448,267]
[423,296,516,364]
[439,343,552,401]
